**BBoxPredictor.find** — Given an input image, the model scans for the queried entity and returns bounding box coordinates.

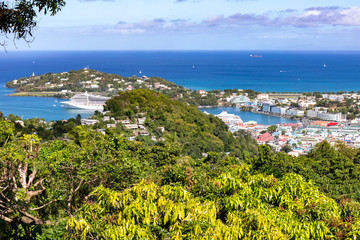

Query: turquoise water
[0,87,93,121]
[199,107,298,125]
[1,50,360,121]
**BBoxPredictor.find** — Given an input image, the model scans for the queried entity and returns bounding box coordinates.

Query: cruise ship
[61,92,110,110]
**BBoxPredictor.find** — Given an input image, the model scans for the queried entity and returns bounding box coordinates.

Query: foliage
[66,165,360,239]
[6,69,219,106]
[0,0,65,45]
[250,142,360,202]
[267,125,277,134]
[2,95,360,239]
[0,119,14,146]
[105,89,258,159]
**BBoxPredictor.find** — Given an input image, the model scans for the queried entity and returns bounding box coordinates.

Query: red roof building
[257,132,274,143]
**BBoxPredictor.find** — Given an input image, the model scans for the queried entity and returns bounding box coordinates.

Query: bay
[1,50,360,121]
[0,87,94,120]
[199,107,298,125]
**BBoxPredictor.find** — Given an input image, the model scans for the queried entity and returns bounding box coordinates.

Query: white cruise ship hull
[61,101,104,111]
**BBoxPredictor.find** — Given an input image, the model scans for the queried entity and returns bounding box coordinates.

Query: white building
[287,109,305,116]
[271,106,287,115]
[233,95,250,104]
[262,103,273,112]
[317,112,345,121]
[257,94,269,100]
[306,110,318,118]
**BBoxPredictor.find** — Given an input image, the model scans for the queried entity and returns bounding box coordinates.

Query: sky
[5,0,360,50]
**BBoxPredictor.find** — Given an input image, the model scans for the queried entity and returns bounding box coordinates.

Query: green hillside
[2,110,360,239]
[104,89,258,159]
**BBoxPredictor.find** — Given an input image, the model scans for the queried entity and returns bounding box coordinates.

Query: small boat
[323,64,326,68]
[250,54,263,58]
[52,105,56,107]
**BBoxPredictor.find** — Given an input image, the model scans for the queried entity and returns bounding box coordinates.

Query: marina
[199,107,298,126]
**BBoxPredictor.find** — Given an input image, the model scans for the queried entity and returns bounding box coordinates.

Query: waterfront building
[317,112,346,121]
[271,106,287,115]
[286,109,304,116]
[306,110,318,118]
[262,103,273,112]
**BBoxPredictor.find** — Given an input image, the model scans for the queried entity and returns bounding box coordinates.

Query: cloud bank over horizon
[102,6,360,35]
[10,0,360,50]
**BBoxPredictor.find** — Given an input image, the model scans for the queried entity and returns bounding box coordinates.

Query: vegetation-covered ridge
[5,68,219,106]
[104,89,258,159]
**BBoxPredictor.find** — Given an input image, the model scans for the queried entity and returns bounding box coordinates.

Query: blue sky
[8,0,360,50]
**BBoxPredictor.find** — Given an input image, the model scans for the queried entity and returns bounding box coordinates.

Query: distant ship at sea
[250,54,263,58]
[61,92,110,110]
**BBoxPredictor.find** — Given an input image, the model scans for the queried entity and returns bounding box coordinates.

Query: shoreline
[198,105,300,121]
[199,106,300,124]
[7,92,62,97]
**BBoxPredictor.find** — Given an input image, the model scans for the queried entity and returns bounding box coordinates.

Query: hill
[104,89,258,159]
[6,69,219,106]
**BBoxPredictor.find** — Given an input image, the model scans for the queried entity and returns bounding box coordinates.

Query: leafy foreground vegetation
[67,166,360,239]
[2,90,360,239]
[252,142,360,202]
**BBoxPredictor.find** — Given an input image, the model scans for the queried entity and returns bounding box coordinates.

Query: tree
[66,166,358,239]
[0,119,14,147]
[0,0,65,46]
[0,134,50,226]
[75,114,81,125]
[267,125,277,134]
[280,144,292,153]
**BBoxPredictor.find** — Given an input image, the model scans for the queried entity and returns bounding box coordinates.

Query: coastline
[198,106,299,125]
[7,92,63,97]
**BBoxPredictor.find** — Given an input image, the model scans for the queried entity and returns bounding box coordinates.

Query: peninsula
[6,68,218,106]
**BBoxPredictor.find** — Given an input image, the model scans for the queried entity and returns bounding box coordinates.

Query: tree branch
[30,199,56,211]
[0,214,13,223]
[27,179,45,201]
[27,168,37,188]
[18,162,28,189]
[19,210,50,225]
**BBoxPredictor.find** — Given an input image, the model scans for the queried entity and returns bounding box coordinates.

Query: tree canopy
[104,89,258,159]
[0,0,65,46]
[2,107,360,238]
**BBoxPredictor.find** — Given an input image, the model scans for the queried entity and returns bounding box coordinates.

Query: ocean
[0,50,360,121]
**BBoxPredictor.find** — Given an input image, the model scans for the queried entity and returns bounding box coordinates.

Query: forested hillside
[104,89,258,159]
[2,90,360,239]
